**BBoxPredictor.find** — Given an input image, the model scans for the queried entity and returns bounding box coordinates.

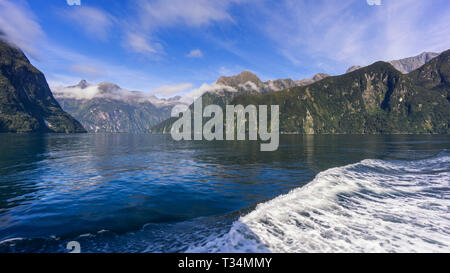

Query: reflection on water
[0,133,448,252]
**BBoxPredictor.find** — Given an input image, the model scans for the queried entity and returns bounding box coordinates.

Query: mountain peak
[216,71,262,87]
[97,82,121,94]
[346,65,363,74]
[312,73,330,82]
[77,80,90,89]
[295,73,330,86]
[346,51,441,75]
[388,52,440,73]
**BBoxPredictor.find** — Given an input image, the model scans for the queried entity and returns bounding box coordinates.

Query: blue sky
[0,0,449,98]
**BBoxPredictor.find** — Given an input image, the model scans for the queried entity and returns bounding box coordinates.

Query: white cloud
[122,0,240,55]
[63,6,114,40]
[152,83,193,97]
[53,81,186,107]
[0,0,172,93]
[382,0,450,60]
[0,0,45,57]
[180,83,237,104]
[137,0,237,29]
[43,43,167,92]
[70,64,102,77]
[255,0,450,71]
[53,84,100,100]
[124,32,162,55]
[186,49,203,58]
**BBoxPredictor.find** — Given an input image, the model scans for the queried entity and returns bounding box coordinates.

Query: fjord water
[0,134,448,253]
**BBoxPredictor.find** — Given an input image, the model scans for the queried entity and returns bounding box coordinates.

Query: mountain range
[0,40,85,133]
[56,70,331,133]
[152,50,449,134]
[53,80,186,133]
[0,38,447,135]
[52,50,442,134]
[150,71,331,133]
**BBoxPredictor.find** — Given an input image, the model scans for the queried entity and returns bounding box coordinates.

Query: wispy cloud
[137,0,237,29]
[70,64,102,77]
[124,32,163,55]
[62,6,114,40]
[0,0,45,58]
[121,0,240,56]
[0,0,168,92]
[255,0,450,71]
[151,83,193,97]
[382,0,450,59]
[186,49,203,58]
[44,43,166,91]
[180,83,237,104]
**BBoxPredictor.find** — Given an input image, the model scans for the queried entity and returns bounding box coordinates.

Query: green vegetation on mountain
[152,50,449,134]
[0,40,86,133]
[150,71,311,133]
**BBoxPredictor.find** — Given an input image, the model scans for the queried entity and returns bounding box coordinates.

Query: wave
[187,151,450,253]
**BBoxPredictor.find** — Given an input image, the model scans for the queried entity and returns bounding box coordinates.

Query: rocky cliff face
[389,52,440,74]
[54,80,186,133]
[0,40,86,133]
[216,71,263,87]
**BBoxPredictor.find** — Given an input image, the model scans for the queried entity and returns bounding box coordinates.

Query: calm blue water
[0,134,449,252]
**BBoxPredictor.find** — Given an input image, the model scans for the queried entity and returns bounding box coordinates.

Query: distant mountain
[215,71,303,93]
[53,81,186,133]
[295,73,330,86]
[151,71,329,133]
[346,52,440,74]
[389,52,440,73]
[0,40,85,133]
[216,71,263,87]
[346,66,362,74]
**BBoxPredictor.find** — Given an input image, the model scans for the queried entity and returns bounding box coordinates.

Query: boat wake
[1,151,449,253]
[187,151,450,253]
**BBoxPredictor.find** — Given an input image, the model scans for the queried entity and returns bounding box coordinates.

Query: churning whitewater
[188,151,450,253]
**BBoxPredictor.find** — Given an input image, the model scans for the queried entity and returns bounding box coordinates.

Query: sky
[0,0,449,98]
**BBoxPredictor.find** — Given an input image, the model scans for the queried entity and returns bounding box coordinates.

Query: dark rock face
[0,40,86,133]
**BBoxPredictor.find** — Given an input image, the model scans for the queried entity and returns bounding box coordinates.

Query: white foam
[188,154,450,253]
